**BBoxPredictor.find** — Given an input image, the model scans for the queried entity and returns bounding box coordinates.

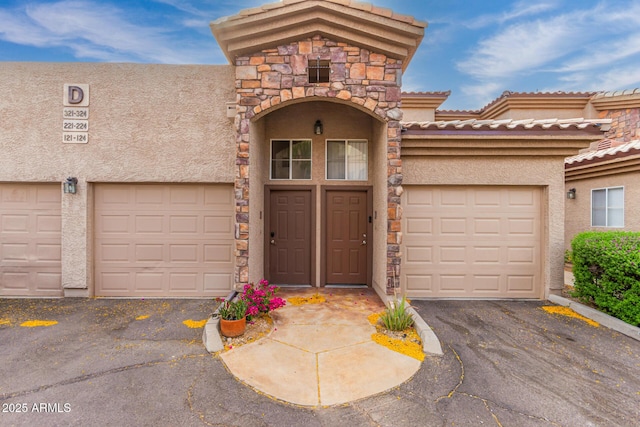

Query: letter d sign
[63,84,89,107]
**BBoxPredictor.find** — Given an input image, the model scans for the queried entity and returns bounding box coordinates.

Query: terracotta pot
[220,317,246,338]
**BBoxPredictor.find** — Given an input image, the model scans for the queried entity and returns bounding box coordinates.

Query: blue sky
[1,0,639,110]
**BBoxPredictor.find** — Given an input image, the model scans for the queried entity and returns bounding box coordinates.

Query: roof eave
[211,0,425,69]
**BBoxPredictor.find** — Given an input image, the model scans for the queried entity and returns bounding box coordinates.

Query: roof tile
[592,88,640,99]
[565,139,640,165]
[402,117,612,131]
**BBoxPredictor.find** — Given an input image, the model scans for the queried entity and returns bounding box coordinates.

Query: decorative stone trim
[233,35,403,293]
[600,107,640,142]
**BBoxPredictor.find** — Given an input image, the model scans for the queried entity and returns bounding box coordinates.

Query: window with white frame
[592,187,624,227]
[326,139,368,180]
[270,139,312,180]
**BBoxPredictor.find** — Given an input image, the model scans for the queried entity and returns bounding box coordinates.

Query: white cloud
[457,14,584,80]
[556,32,640,73]
[453,0,640,107]
[465,0,557,29]
[459,81,504,108]
[0,0,219,63]
[558,64,640,92]
[0,9,64,46]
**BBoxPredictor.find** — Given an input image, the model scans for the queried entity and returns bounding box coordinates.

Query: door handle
[270,239,276,245]
[361,240,367,245]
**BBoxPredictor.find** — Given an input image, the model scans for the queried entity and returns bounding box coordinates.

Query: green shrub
[564,249,573,264]
[571,231,640,326]
[380,295,414,331]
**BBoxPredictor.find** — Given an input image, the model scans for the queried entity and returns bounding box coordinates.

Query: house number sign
[63,84,89,144]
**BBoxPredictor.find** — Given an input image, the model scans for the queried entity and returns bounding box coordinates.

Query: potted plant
[217,298,248,338]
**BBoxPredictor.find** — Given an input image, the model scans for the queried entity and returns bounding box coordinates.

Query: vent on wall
[226,102,236,118]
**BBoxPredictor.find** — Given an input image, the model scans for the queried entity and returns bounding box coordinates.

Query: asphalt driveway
[1,298,638,426]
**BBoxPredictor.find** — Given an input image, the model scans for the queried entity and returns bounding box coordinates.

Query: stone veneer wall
[233,35,403,292]
[600,107,640,142]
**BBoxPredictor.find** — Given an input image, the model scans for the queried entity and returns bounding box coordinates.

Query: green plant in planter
[217,299,248,321]
[380,295,414,331]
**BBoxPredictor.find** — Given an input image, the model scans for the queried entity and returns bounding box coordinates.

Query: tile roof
[402,91,452,98]
[565,139,640,165]
[591,88,640,99]
[401,118,612,131]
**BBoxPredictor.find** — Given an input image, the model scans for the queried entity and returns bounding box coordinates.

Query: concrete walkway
[219,288,422,406]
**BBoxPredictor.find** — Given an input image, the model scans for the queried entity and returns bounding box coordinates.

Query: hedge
[571,231,640,326]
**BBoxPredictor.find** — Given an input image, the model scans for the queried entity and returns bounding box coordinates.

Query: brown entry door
[325,190,369,285]
[268,190,312,285]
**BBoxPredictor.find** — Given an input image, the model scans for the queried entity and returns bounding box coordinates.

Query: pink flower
[238,279,285,320]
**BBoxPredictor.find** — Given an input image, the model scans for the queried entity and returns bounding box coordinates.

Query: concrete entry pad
[220,289,422,406]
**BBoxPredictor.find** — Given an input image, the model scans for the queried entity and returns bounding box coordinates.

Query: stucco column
[61,178,90,297]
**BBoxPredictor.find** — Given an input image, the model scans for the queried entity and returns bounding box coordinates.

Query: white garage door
[402,186,542,299]
[0,184,62,297]
[95,184,234,297]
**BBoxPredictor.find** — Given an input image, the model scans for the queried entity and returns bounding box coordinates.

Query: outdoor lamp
[567,188,576,199]
[314,120,323,135]
[64,177,78,194]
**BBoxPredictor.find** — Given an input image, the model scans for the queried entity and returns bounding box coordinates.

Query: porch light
[64,177,78,194]
[567,188,576,199]
[314,120,323,135]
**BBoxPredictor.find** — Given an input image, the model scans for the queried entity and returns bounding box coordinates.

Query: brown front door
[268,189,312,285]
[325,189,370,286]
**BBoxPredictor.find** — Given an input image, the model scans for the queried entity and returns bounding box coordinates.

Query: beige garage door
[95,184,234,297]
[402,186,542,299]
[0,184,62,297]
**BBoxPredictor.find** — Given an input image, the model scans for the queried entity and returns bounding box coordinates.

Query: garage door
[402,186,542,299]
[0,184,62,297]
[95,184,234,297]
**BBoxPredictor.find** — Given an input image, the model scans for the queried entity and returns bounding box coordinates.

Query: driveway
[1,298,638,426]
[411,300,640,427]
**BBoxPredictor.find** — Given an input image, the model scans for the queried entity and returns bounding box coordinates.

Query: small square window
[308,58,330,83]
[326,140,368,180]
[591,187,624,227]
[271,139,312,180]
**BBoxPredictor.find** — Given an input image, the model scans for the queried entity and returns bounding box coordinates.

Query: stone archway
[233,35,403,294]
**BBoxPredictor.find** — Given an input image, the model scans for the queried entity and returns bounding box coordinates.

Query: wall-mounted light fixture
[314,119,323,135]
[567,188,576,199]
[64,177,78,194]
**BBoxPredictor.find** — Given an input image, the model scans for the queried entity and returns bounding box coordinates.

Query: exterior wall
[249,100,386,292]
[403,156,565,297]
[566,100,640,249]
[600,107,640,142]
[232,35,404,292]
[0,63,236,295]
[565,171,640,250]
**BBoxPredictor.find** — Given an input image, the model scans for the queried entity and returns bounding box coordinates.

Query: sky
[1,0,640,111]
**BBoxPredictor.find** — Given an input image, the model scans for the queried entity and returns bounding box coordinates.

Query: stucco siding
[1,62,236,295]
[565,172,640,250]
[0,62,236,183]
